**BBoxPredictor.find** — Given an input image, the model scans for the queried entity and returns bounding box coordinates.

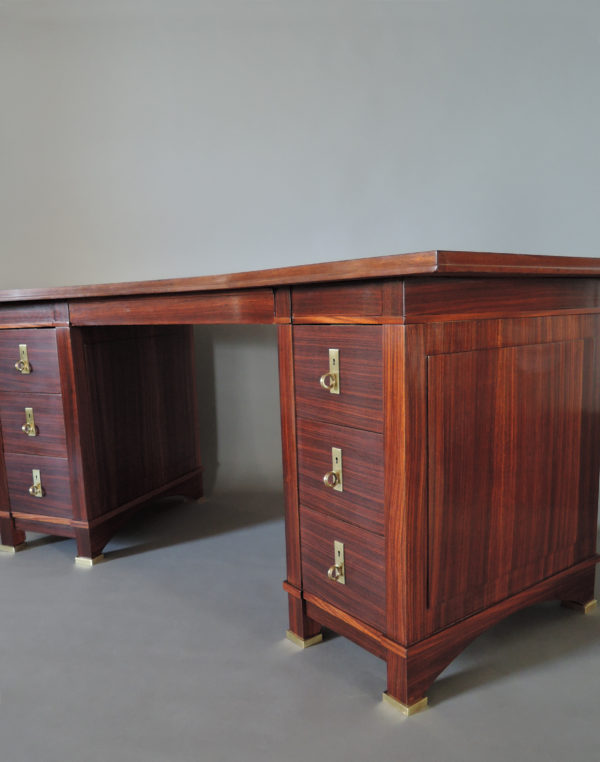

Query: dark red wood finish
[0,391,67,457]
[69,289,275,326]
[297,418,384,534]
[427,338,589,629]
[1,250,600,710]
[0,323,203,558]
[292,280,404,324]
[4,249,600,305]
[0,302,69,328]
[278,323,322,641]
[5,453,73,520]
[404,276,600,321]
[294,325,384,432]
[300,505,386,631]
[0,328,61,393]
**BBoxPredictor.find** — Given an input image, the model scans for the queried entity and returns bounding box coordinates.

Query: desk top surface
[2,250,600,304]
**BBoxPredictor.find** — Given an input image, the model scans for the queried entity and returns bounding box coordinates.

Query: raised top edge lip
[1,250,600,303]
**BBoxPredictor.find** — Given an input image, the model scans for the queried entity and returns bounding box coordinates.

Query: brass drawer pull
[28,468,45,498]
[14,344,32,374]
[327,540,345,584]
[21,407,38,437]
[323,447,343,492]
[319,348,340,394]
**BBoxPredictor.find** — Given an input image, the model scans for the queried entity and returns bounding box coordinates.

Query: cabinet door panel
[427,339,590,628]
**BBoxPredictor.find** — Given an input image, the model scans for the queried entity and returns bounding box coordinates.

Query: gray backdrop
[2,0,599,492]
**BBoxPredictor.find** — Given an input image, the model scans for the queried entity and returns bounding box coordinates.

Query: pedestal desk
[1,250,599,714]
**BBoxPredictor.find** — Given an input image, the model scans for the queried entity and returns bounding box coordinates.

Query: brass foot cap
[0,543,26,554]
[561,599,597,615]
[285,630,323,649]
[74,554,105,568]
[382,692,428,717]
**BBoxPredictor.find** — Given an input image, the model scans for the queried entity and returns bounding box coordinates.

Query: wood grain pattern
[294,325,383,433]
[0,328,61,393]
[4,453,73,519]
[0,251,436,303]
[76,326,202,519]
[405,277,600,321]
[293,282,384,319]
[0,391,67,457]
[291,280,405,324]
[0,302,69,328]
[300,505,385,630]
[69,289,276,326]
[279,324,322,640]
[4,250,600,305]
[297,418,384,534]
[427,339,590,629]
[386,559,599,707]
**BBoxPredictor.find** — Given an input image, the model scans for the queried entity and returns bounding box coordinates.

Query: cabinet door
[427,339,593,628]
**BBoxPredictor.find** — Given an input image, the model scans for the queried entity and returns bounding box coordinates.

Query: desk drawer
[4,453,73,519]
[300,505,385,630]
[293,326,383,433]
[0,329,61,393]
[297,418,384,534]
[0,392,67,457]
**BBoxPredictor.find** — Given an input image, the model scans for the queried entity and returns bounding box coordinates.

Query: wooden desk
[1,250,599,714]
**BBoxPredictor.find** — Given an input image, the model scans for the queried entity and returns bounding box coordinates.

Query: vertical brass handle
[21,408,38,437]
[323,447,343,492]
[319,349,340,394]
[327,540,345,584]
[28,469,45,498]
[15,344,32,374]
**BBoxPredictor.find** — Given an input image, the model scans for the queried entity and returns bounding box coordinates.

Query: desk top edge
[2,250,600,304]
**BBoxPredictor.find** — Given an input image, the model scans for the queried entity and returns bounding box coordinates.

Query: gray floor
[1,492,598,762]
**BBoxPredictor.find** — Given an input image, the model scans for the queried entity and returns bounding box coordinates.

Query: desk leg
[278,325,322,645]
[0,517,26,552]
[559,567,597,614]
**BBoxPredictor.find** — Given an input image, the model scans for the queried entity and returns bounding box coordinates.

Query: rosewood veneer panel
[0,302,68,328]
[0,329,61,393]
[292,280,403,323]
[5,453,72,520]
[69,289,276,326]
[0,391,67,457]
[297,418,384,534]
[404,277,600,321]
[300,505,385,631]
[427,339,589,629]
[76,326,201,519]
[294,325,383,433]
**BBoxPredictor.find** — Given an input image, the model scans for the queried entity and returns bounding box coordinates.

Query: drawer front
[293,326,383,433]
[0,329,61,393]
[0,392,67,457]
[4,453,73,519]
[300,505,385,630]
[297,419,384,534]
